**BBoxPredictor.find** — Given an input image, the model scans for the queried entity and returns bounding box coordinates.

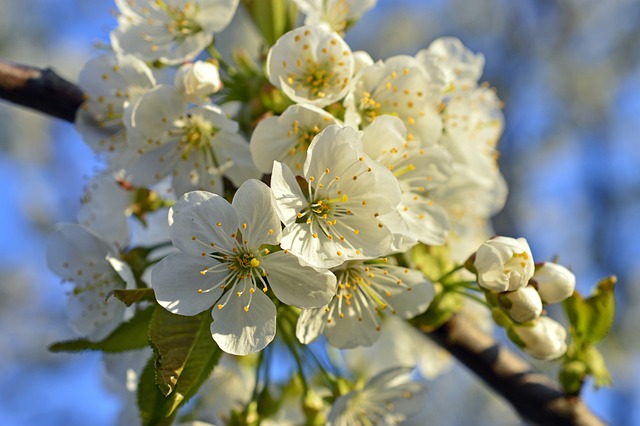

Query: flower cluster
[40,1,603,424]
[471,236,575,360]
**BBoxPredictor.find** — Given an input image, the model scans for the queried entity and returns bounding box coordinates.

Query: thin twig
[0,58,84,122]
[423,314,606,426]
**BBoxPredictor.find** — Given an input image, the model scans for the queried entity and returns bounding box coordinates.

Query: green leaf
[242,0,298,46]
[563,275,616,348]
[584,276,616,345]
[108,288,155,307]
[49,306,154,353]
[148,308,223,417]
[584,346,612,388]
[563,290,589,342]
[137,355,177,426]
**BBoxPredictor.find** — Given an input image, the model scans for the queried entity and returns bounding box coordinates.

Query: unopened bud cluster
[469,236,576,360]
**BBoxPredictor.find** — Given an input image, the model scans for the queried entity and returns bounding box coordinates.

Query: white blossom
[474,236,535,292]
[360,115,453,247]
[111,0,239,64]
[293,0,377,33]
[327,367,426,426]
[78,171,133,249]
[531,262,576,304]
[267,25,354,107]
[511,316,568,361]
[498,285,542,323]
[250,103,341,174]
[175,60,223,104]
[75,52,156,164]
[415,37,485,90]
[46,223,136,341]
[270,125,402,268]
[125,85,259,196]
[296,260,434,348]
[344,55,444,146]
[152,179,336,355]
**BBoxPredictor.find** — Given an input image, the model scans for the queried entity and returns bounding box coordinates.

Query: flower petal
[151,253,225,316]
[169,191,239,256]
[211,287,276,355]
[262,250,336,308]
[295,306,327,344]
[232,179,281,247]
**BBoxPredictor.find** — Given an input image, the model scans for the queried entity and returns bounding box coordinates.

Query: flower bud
[474,236,535,292]
[498,285,542,323]
[175,61,222,103]
[510,317,567,360]
[532,262,576,304]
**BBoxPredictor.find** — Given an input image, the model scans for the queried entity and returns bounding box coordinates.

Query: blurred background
[0,0,638,424]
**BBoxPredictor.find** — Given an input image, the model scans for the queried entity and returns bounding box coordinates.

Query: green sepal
[147,307,223,416]
[506,325,526,349]
[411,284,463,332]
[491,307,512,328]
[410,243,454,282]
[49,306,154,353]
[107,288,155,307]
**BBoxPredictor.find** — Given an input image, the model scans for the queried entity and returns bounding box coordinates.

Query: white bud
[499,285,542,323]
[532,262,576,304]
[175,61,222,103]
[474,236,535,292]
[511,317,567,360]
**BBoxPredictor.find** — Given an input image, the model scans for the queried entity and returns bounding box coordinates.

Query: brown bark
[0,58,84,122]
[424,315,606,425]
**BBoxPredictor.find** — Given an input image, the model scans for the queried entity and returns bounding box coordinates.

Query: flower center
[156,0,203,40]
[176,114,217,160]
[288,120,320,157]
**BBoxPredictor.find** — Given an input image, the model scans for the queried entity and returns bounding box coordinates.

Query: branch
[422,315,605,426]
[0,58,84,123]
[0,58,605,426]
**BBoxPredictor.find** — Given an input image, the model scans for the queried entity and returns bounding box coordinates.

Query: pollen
[250,258,260,267]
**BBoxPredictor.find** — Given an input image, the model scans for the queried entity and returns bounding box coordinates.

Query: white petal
[211,287,276,355]
[127,141,181,188]
[250,104,340,174]
[152,253,225,316]
[212,131,261,187]
[127,85,185,140]
[68,287,126,341]
[47,223,117,282]
[169,191,238,256]
[270,161,308,228]
[295,306,327,344]
[232,180,282,246]
[262,251,336,307]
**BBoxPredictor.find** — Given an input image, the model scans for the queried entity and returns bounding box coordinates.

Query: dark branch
[0,58,605,426]
[0,58,84,122]
[423,315,605,426]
